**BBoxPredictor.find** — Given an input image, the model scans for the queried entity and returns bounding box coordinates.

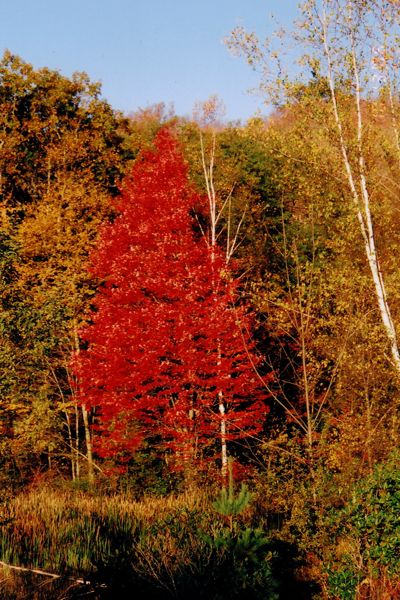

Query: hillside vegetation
[2,2,400,593]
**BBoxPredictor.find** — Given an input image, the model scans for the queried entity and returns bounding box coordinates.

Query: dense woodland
[1,1,400,598]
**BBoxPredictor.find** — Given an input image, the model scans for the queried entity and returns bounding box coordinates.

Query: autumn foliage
[5,9,400,592]
[73,129,267,468]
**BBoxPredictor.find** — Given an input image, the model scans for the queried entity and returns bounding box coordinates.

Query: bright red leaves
[73,129,268,469]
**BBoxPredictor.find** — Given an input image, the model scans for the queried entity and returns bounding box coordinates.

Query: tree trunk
[81,404,94,484]
[322,2,400,373]
[73,318,94,483]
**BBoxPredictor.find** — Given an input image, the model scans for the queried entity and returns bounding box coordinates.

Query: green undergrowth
[325,452,400,599]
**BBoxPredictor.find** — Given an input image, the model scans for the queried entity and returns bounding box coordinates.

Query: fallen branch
[0,561,89,585]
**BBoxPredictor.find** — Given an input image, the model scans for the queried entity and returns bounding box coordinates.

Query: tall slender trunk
[200,129,229,481]
[322,2,400,373]
[81,404,94,484]
[218,392,228,480]
[64,409,76,480]
[73,318,94,483]
[75,401,80,479]
[198,117,249,482]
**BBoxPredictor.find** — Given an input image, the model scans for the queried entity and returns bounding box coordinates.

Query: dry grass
[0,485,213,595]
[10,485,209,524]
[0,484,306,598]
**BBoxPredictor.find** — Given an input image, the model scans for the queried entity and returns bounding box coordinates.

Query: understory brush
[324,452,400,600]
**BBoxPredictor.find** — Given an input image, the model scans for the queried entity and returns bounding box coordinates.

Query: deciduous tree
[73,129,267,477]
[228,0,400,375]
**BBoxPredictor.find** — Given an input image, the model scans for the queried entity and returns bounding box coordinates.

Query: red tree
[73,129,268,474]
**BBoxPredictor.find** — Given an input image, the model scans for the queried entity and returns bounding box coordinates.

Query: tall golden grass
[0,485,217,597]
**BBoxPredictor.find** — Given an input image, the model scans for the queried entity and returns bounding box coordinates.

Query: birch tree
[193,97,236,478]
[228,0,400,374]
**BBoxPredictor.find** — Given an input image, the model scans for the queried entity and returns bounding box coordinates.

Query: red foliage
[72,129,268,468]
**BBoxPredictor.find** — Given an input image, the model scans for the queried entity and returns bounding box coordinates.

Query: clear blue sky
[0,1,300,122]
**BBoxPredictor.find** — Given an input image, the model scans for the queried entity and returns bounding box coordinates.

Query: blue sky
[0,0,300,121]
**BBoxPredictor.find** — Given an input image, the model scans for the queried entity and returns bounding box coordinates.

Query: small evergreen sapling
[208,458,279,598]
[213,458,251,532]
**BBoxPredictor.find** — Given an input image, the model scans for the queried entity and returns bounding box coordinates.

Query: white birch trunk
[218,393,228,479]
[321,1,400,373]
[200,128,229,480]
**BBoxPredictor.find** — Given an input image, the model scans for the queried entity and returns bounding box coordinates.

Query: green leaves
[326,452,400,597]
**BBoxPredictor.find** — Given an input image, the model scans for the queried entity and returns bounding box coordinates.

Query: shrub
[326,452,400,599]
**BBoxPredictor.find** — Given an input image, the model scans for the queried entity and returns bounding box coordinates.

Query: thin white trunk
[198,117,253,481]
[73,319,94,482]
[81,404,94,484]
[200,129,229,479]
[75,401,80,479]
[218,392,228,480]
[322,2,400,372]
[200,131,217,248]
